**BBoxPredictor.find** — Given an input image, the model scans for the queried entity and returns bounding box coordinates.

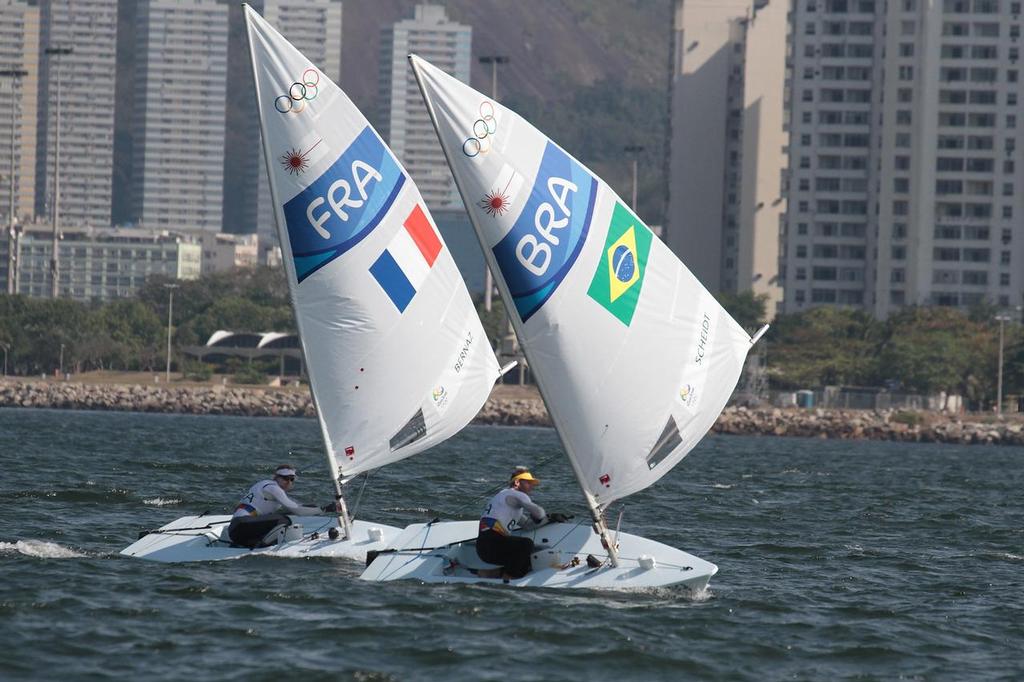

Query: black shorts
[476,529,534,578]
[227,513,291,548]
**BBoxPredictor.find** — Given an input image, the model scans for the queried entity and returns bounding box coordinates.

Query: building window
[798,222,809,235]
[1001,272,1011,286]
[796,245,808,258]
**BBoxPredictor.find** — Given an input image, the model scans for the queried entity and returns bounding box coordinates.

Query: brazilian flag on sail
[586,202,653,326]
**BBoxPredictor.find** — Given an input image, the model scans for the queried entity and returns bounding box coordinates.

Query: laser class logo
[282,126,404,282]
[479,163,523,219]
[274,68,319,114]
[462,101,497,158]
[280,138,323,176]
[586,202,653,326]
[491,142,597,322]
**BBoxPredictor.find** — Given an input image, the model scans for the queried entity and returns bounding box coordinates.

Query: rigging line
[349,470,372,519]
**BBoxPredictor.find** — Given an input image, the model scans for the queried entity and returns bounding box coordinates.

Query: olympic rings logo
[462,101,497,157]
[274,69,319,114]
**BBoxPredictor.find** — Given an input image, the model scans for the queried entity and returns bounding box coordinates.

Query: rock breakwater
[2,379,1022,446]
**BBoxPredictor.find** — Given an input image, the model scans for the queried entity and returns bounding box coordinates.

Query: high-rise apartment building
[0,0,40,231]
[35,0,117,228]
[379,4,470,208]
[784,0,1024,315]
[666,0,788,318]
[131,0,228,231]
[251,0,342,245]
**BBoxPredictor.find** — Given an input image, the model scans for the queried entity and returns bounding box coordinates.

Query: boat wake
[0,539,88,559]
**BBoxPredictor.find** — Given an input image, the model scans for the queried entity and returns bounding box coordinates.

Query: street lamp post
[45,46,73,299]
[59,342,65,378]
[1,341,8,377]
[623,145,645,212]
[165,283,179,383]
[994,308,1022,416]
[1,68,27,296]
[477,56,509,313]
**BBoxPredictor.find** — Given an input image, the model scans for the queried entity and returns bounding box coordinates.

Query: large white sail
[410,55,754,508]
[243,9,499,482]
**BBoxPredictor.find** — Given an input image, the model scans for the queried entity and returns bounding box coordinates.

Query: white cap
[274,467,297,479]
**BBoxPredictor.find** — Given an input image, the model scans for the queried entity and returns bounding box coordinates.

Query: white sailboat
[360,55,767,590]
[121,10,501,563]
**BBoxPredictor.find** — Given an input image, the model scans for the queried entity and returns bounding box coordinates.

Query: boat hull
[120,515,401,563]
[359,521,717,591]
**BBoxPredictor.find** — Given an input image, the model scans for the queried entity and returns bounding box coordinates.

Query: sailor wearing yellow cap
[476,466,567,579]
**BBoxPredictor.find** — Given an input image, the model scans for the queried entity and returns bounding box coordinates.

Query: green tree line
[2,270,1022,410]
[0,268,294,376]
[719,292,1024,407]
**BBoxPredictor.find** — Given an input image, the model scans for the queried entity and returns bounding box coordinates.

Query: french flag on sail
[370,205,442,312]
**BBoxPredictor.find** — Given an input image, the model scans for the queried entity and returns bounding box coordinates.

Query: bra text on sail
[492,142,597,322]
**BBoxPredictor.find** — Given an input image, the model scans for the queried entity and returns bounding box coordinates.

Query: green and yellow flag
[586,202,653,326]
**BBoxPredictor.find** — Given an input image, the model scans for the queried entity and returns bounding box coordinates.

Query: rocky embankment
[2,379,1023,446]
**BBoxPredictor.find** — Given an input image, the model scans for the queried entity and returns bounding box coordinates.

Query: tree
[715,291,768,334]
[768,307,881,389]
[876,307,994,400]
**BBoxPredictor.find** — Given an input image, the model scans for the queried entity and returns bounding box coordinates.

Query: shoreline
[2,377,1023,446]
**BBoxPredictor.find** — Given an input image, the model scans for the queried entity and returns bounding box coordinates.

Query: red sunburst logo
[280,147,309,175]
[480,190,511,217]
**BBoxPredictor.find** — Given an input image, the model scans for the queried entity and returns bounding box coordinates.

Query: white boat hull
[120,515,402,563]
[359,521,717,591]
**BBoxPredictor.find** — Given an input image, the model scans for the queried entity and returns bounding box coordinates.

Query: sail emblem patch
[369,204,442,313]
[587,202,653,326]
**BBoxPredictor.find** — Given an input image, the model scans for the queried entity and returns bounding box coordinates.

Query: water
[1,408,1022,681]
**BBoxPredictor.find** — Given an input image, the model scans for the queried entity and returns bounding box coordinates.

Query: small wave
[0,540,87,559]
[711,483,733,490]
[382,507,432,514]
[143,497,181,507]
[1002,553,1024,561]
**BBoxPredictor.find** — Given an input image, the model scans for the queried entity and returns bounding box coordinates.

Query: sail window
[645,417,682,470]
[390,409,427,451]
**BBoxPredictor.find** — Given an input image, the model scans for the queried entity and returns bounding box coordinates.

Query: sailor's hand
[321,501,340,513]
[547,512,572,524]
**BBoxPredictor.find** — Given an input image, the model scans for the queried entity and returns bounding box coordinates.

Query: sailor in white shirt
[476,467,569,579]
[227,465,337,547]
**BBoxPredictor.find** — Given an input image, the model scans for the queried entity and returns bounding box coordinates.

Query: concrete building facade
[131,0,228,232]
[0,0,40,230]
[35,0,117,228]
[666,0,788,318]
[784,0,1024,315]
[2,222,200,301]
[379,4,470,208]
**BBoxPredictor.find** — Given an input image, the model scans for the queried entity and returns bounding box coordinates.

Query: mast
[242,5,351,539]
[409,56,620,566]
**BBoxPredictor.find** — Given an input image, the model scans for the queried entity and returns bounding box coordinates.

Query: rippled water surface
[1,408,1022,681]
